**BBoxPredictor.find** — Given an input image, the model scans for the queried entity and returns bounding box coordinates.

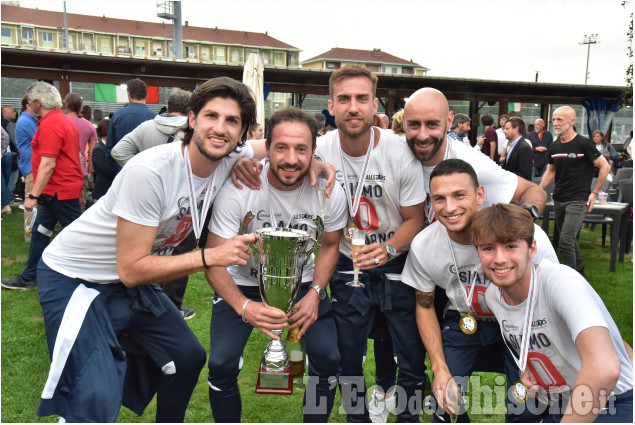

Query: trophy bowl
[254,227,312,394]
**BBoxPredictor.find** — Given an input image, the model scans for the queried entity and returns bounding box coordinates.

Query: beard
[270,162,308,188]
[406,126,447,163]
[553,122,570,136]
[335,112,374,138]
[193,131,235,162]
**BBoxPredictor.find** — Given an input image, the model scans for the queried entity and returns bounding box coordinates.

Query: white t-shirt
[42,141,250,282]
[402,222,557,317]
[422,139,518,208]
[485,260,633,405]
[315,128,426,271]
[210,162,348,287]
[496,128,507,155]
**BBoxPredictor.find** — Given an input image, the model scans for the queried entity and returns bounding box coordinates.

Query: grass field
[1,209,632,423]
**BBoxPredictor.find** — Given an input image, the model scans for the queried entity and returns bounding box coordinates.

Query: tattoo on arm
[416,291,434,309]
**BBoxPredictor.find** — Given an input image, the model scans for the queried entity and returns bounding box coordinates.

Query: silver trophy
[251,226,320,394]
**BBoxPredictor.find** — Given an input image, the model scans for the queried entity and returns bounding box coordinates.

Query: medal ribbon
[446,231,478,316]
[501,265,538,372]
[339,127,375,221]
[183,145,215,243]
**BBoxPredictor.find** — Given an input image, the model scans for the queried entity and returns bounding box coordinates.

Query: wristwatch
[520,204,540,220]
[309,283,326,300]
[28,194,40,200]
[381,243,397,260]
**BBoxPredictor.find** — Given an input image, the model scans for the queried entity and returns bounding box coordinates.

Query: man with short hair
[378,113,390,130]
[1,82,83,291]
[316,64,427,422]
[473,203,633,422]
[402,87,546,227]
[314,112,326,135]
[402,159,556,423]
[30,77,267,423]
[501,117,533,180]
[206,106,347,422]
[105,78,156,150]
[528,118,553,177]
[448,113,471,147]
[496,114,510,157]
[539,106,610,275]
[15,95,38,241]
[111,89,191,166]
[480,114,498,161]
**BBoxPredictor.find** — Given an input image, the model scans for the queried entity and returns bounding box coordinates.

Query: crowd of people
[0,65,632,423]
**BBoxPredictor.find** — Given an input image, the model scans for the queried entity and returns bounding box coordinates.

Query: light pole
[579,34,599,84]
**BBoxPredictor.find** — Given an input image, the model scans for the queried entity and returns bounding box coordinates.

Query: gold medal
[345,223,358,242]
[511,380,527,404]
[460,314,477,335]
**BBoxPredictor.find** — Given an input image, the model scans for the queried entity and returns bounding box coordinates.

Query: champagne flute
[347,228,366,288]
[447,382,462,423]
[316,176,326,217]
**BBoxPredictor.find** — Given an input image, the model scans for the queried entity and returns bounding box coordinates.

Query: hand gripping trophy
[245,213,324,395]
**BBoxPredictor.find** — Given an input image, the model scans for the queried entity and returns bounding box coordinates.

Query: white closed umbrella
[243,51,265,128]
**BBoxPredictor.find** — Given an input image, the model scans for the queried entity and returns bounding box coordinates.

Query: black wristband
[28,194,39,200]
[201,248,211,269]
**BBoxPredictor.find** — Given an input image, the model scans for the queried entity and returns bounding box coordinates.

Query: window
[2,27,13,44]
[134,41,146,56]
[230,48,241,63]
[41,31,54,48]
[21,27,33,45]
[97,36,112,53]
[260,50,271,65]
[152,41,163,57]
[381,66,386,73]
[200,46,210,60]
[274,52,284,66]
[326,62,336,70]
[288,52,298,66]
[215,46,226,61]
[186,45,196,59]
[82,33,94,51]
[392,67,398,74]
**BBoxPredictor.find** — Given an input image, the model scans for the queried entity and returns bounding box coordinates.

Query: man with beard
[314,64,426,422]
[528,118,553,178]
[402,159,556,423]
[206,107,347,422]
[447,113,471,147]
[402,87,545,227]
[538,106,610,276]
[32,77,271,422]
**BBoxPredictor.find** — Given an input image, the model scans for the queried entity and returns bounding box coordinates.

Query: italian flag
[94,84,159,103]
[508,102,524,112]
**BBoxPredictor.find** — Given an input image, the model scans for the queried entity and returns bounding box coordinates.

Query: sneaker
[1,275,37,290]
[180,307,196,320]
[369,390,395,423]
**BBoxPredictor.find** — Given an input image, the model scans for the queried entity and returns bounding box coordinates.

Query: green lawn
[1,210,632,422]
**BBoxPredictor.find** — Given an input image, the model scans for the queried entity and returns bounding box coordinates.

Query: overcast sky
[18,0,633,86]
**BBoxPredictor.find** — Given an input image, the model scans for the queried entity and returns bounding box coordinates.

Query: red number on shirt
[354,197,378,233]
[527,352,567,392]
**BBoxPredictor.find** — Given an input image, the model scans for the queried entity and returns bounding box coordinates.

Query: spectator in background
[1,105,20,201]
[15,95,38,241]
[91,119,118,201]
[64,93,98,206]
[592,130,619,173]
[480,114,498,162]
[447,113,472,147]
[528,118,553,177]
[391,109,405,136]
[81,105,92,123]
[112,89,190,166]
[1,82,83,290]
[378,113,390,129]
[501,116,533,180]
[314,112,326,135]
[105,78,156,150]
[495,114,510,157]
[247,123,264,140]
[1,127,11,214]
[623,130,633,151]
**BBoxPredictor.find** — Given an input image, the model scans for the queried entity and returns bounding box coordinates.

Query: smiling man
[473,203,633,423]
[315,64,427,422]
[205,106,347,422]
[402,159,556,423]
[33,77,264,423]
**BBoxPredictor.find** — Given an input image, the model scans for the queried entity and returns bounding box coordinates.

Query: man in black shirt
[539,106,610,275]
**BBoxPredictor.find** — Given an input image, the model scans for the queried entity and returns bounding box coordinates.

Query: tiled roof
[302,47,426,68]
[1,4,299,50]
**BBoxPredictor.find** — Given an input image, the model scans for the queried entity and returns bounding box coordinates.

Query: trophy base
[255,363,293,395]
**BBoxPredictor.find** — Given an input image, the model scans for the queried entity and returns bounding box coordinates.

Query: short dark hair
[471,203,534,248]
[21,95,28,111]
[126,78,148,100]
[181,77,256,148]
[64,93,82,114]
[167,89,191,115]
[507,116,527,138]
[451,113,470,130]
[430,158,480,191]
[96,118,111,138]
[480,114,494,127]
[266,106,318,149]
[329,64,378,98]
